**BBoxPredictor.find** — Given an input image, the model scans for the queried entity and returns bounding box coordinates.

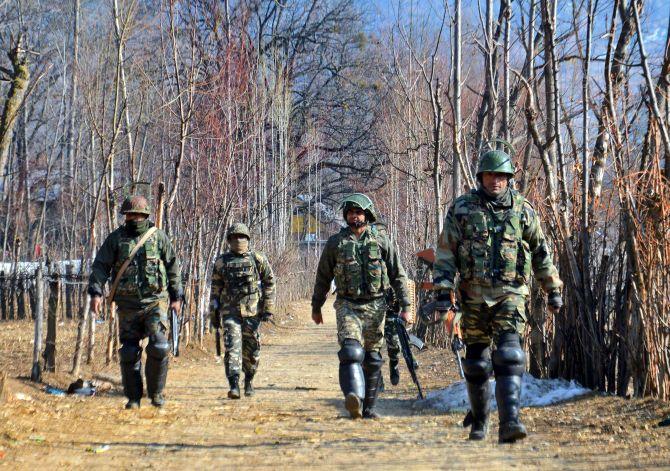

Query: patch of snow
[421,373,591,412]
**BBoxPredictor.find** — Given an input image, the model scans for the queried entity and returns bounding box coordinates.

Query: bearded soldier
[88,195,183,409]
[210,223,276,399]
[311,193,411,419]
[434,149,563,443]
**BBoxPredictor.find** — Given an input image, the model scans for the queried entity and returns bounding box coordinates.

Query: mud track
[1,299,669,469]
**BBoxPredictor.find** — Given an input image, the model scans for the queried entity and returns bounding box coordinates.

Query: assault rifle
[215,325,222,357]
[394,317,425,399]
[421,300,474,427]
[170,306,181,357]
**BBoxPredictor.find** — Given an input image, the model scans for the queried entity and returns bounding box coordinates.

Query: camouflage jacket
[210,250,276,318]
[311,225,411,310]
[434,189,562,302]
[88,222,183,311]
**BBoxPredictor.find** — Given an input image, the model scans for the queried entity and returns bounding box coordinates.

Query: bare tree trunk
[0,35,30,196]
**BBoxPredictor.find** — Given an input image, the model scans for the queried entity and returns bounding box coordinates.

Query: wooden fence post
[43,268,59,372]
[30,267,44,382]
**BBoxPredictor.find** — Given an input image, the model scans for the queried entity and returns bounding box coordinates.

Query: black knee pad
[493,332,525,376]
[146,332,169,360]
[463,343,492,384]
[363,351,383,369]
[338,339,365,364]
[119,343,142,364]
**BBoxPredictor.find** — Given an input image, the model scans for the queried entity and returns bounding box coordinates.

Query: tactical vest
[333,226,388,299]
[217,252,261,306]
[456,191,532,285]
[114,230,167,299]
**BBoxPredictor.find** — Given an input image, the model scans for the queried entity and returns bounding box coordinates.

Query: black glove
[260,312,273,322]
[547,291,563,311]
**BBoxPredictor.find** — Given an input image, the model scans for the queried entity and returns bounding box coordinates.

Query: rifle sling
[107,227,159,304]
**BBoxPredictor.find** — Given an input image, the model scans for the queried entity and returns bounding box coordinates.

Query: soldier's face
[346,208,366,228]
[125,213,148,222]
[481,172,509,196]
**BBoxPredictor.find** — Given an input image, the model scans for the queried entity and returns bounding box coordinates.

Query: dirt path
[1,299,669,469]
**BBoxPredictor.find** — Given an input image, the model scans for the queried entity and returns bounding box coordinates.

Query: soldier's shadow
[319,396,446,418]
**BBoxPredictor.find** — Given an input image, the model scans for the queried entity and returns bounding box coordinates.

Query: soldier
[210,223,276,399]
[434,149,563,443]
[311,193,411,419]
[88,195,183,409]
[384,288,402,386]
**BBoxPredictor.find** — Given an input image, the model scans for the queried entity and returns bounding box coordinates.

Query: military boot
[466,380,490,440]
[244,373,255,397]
[119,345,143,409]
[146,356,168,408]
[228,375,241,399]
[362,352,383,419]
[389,358,400,386]
[338,340,365,419]
[496,375,527,443]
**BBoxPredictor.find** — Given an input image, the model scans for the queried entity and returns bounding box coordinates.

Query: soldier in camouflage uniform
[434,149,563,442]
[209,223,276,399]
[88,195,183,409]
[311,193,411,419]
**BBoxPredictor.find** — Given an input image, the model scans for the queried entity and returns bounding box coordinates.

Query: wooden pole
[30,267,44,381]
[43,268,59,372]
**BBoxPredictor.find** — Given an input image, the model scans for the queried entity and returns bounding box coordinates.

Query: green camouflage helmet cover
[339,193,377,223]
[120,195,151,215]
[476,149,515,177]
[226,222,251,240]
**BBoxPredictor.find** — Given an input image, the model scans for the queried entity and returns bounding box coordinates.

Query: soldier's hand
[399,311,413,324]
[312,308,323,325]
[435,290,456,313]
[90,296,102,316]
[260,312,273,323]
[547,290,563,313]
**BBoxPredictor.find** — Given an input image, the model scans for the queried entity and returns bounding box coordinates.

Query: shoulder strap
[107,227,159,303]
[250,251,263,282]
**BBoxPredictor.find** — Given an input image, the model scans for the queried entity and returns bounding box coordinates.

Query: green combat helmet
[339,193,377,223]
[477,139,516,177]
[120,195,151,215]
[226,222,251,240]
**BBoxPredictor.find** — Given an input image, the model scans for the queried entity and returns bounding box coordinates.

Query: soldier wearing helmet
[433,146,563,443]
[88,194,183,409]
[209,222,276,399]
[311,193,411,419]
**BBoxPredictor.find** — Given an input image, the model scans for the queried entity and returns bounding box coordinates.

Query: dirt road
[1,299,669,469]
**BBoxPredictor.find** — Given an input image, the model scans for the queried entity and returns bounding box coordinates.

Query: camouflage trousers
[118,299,168,343]
[222,315,261,378]
[335,297,386,352]
[460,293,526,345]
[384,315,401,361]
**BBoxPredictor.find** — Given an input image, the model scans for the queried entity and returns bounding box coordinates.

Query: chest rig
[333,226,388,299]
[114,230,167,299]
[456,191,532,285]
[217,252,260,305]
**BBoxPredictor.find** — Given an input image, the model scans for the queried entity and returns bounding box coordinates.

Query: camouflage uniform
[88,215,182,408]
[312,193,410,419]
[434,189,563,344]
[210,227,275,398]
[434,148,563,443]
